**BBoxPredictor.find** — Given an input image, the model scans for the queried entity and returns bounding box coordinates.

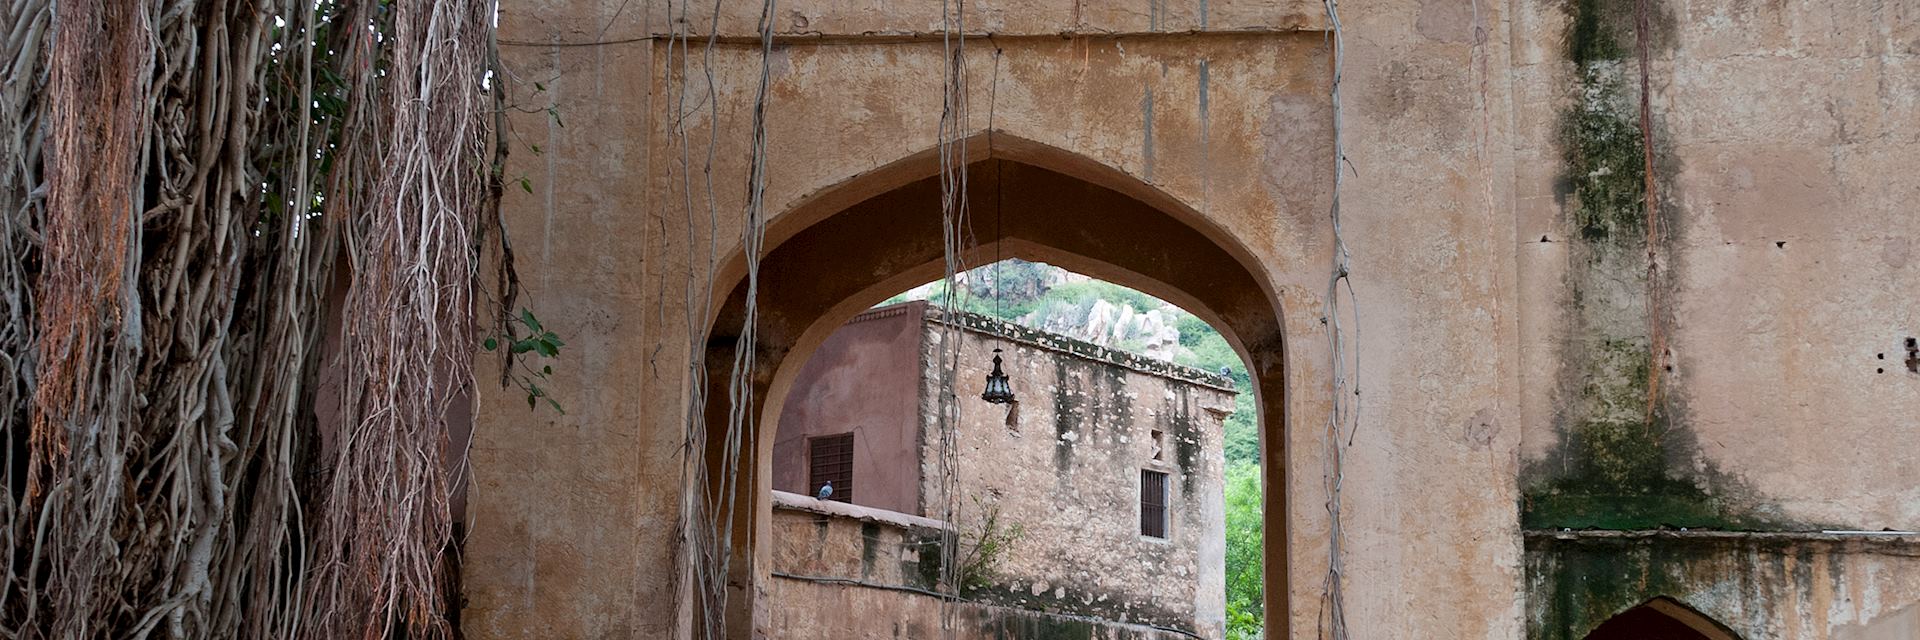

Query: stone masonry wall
[918,307,1234,638]
[768,493,1202,640]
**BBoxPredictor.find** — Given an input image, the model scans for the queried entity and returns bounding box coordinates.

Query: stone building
[767,301,1235,639]
[468,1,1920,638]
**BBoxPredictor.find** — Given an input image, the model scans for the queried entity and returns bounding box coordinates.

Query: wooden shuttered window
[808,433,854,503]
[1140,469,1169,538]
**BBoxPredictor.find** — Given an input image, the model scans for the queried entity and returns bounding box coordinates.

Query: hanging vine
[1318,0,1363,638]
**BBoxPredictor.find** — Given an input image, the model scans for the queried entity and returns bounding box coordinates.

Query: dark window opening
[808,433,854,503]
[1140,469,1169,538]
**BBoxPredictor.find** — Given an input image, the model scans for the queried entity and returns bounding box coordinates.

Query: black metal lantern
[981,348,1016,404]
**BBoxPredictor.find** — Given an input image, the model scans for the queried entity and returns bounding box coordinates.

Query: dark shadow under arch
[1585,597,1745,640]
[694,139,1293,637]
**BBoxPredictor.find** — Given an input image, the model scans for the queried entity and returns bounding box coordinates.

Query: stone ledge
[1524,528,1920,555]
[771,490,951,531]
[922,303,1239,394]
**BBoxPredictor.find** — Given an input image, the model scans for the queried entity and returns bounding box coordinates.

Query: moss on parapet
[1527,532,1734,640]
[1525,531,1917,638]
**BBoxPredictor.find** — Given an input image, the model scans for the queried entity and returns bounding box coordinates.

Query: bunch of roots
[0,0,504,637]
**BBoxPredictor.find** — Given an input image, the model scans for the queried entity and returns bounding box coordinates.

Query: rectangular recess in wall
[1140,469,1169,539]
[808,433,854,503]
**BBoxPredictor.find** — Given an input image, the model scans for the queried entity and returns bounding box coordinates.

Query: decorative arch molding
[710,131,1285,324]
[687,137,1297,637]
[1584,597,1745,640]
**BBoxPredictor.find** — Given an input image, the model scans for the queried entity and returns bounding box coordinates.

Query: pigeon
[816,481,833,500]
[1219,366,1231,376]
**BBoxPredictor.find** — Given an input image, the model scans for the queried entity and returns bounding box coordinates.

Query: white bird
[816,481,833,500]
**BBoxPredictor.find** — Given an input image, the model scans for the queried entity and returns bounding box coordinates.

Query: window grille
[808,433,854,503]
[1140,469,1169,538]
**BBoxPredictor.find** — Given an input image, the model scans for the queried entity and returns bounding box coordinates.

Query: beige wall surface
[471,0,1920,636]
[1511,0,1920,531]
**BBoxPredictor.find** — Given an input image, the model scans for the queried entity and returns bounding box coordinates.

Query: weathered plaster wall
[1507,0,1920,636]
[1527,531,1920,640]
[768,492,947,594]
[766,496,1199,640]
[474,0,1528,636]
[771,305,928,515]
[1512,0,1920,530]
[919,308,1234,637]
[474,0,1920,632]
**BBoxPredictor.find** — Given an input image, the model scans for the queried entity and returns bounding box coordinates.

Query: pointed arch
[692,135,1294,638]
[1584,597,1744,640]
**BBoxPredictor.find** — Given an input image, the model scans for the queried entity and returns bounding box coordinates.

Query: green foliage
[958,498,1025,593]
[1175,314,1213,347]
[1222,463,1264,640]
[1042,279,1163,316]
[963,258,1055,305]
[481,308,566,414]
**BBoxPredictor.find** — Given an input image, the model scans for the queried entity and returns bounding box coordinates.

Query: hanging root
[0,0,501,637]
[300,1,493,638]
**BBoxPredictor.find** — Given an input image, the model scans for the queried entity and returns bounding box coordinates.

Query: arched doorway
[1585,597,1743,640]
[694,136,1290,637]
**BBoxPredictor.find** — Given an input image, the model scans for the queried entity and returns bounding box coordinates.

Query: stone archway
[1584,597,1744,640]
[694,135,1291,636]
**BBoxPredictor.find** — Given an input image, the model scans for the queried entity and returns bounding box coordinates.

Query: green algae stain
[1523,0,1782,533]
[1561,66,1647,243]
[1526,534,1775,639]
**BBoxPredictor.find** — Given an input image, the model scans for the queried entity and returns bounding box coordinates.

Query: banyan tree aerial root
[0,0,505,637]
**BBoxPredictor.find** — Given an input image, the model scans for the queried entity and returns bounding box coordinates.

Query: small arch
[1584,597,1744,640]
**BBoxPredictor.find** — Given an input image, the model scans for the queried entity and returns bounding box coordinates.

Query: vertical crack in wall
[1521,0,1784,532]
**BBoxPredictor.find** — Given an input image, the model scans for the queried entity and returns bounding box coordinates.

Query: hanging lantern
[981,348,1016,404]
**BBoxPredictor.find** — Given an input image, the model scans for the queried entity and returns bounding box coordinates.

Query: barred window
[1140,469,1169,538]
[808,433,854,503]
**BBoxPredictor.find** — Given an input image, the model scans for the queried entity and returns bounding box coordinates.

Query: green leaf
[518,176,532,194]
[530,144,542,155]
[541,331,564,347]
[510,339,536,355]
[534,340,558,357]
[546,398,565,414]
[482,337,498,351]
[526,393,537,410]
[534,82,545,91]
[547,106,565,128]
[542,365,553,375]
[519,309,543,333]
